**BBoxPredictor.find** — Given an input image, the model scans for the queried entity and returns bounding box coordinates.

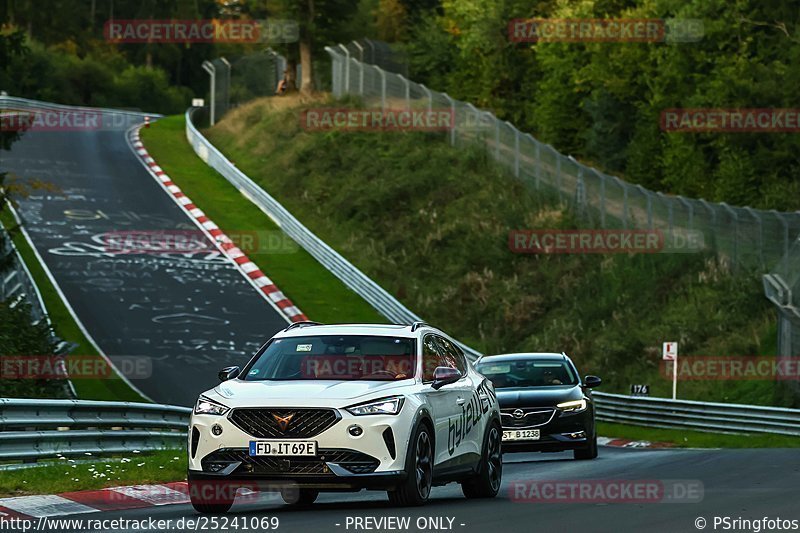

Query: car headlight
[194,396,230,416]
[346,396,405,416]
[557,399,587,413]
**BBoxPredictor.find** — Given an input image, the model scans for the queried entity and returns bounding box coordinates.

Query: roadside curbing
[0,438,674,518]
[128,127,308,324]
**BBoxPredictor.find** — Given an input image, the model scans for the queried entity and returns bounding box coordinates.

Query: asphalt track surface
[0,111,289,405]
[29,446,800,533]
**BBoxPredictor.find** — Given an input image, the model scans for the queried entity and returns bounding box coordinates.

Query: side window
[437,336,467,375]
[422,334,442,382]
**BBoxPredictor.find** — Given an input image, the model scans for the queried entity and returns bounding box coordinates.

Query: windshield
[243,335,417,381]
[475,358,577,388]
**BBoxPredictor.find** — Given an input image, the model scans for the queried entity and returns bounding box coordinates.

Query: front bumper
[500,407,593,453]
[187,466,407,491]
[189,405,416,479]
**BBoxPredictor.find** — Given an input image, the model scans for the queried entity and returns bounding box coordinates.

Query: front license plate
[249,440,317,457]
[503,429,540,441]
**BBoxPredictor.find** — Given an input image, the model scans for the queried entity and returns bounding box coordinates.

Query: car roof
[476,352,569,362]
[274,323,419,339]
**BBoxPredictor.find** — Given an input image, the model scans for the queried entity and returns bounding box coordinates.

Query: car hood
[203,378,416,408]
[494,385,584,408]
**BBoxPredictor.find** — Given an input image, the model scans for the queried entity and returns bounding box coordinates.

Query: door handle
[456,398,466,405]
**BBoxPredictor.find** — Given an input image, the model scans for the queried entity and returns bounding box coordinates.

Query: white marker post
[662,342,678,399]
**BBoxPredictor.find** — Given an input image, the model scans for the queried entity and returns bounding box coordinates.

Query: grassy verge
[139,115,384,324]
[0,207,148,402]
[598,422,800,448]
[0,449,185,497]
[195,95,791,407]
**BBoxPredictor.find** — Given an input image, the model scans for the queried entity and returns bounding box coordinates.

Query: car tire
[188,476,235,514]
[281,487,319,506]
[461,422,502,499]
[387,422,433,507]
[574,433,598,460]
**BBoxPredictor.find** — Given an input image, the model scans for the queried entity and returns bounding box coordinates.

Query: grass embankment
[195,95,791,408]
[0,207,147,402]
[139,114,384,324]
[0,450,185,497]
[597,422,799,448]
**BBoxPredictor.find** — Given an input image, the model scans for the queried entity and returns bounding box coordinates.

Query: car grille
[228,408,340,438]
[202,448,380,475]
[501,408,556,428]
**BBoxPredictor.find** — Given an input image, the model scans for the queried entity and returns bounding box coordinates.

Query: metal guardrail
[184,108,482,360]
[0,399,190,461]
[593,392,800,436]
[0,95,160,118]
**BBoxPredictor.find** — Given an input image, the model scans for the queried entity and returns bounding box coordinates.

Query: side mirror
[218,366,241,382]
[431,366,461,390]
[584,375,602,388]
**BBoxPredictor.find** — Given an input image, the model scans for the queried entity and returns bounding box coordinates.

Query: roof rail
[410,321,430,332]
[283,321,324,332]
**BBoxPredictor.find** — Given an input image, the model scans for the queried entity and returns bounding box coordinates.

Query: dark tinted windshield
[475,358,577,388]
[244,335,417,381]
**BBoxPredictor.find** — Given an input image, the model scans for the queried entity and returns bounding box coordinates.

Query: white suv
[187,322,502,512]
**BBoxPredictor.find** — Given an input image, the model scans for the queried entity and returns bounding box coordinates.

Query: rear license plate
[503,429,540,441]
[248,440,317,456]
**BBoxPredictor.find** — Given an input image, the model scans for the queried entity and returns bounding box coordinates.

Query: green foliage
[400,0,800,210]
[1,40,191,114]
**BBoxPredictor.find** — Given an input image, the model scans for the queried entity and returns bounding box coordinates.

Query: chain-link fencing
[326,41,800,363]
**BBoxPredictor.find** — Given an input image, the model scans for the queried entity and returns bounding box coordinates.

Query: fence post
[220,58,231,116]
[593,169,606,228]
[399,75,410,111]
[420,84,432,114]
[201,61,216,126]
[379,67,387,111]
[338,44,350,94]
[324,46,341,96]
[772,211,789,278]
[533,137,541,189]
[721,203,739,269]
[364,38,376,64]
[635,185,653,229]
[744,207,763,267]
[678,197,694,231]
[620,179,629,229]
[555,151,563,203]
[442,93,455,146]
[513,126,520,177]
[353,41,365,95]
